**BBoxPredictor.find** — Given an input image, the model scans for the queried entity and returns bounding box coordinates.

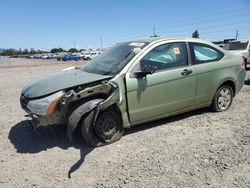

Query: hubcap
[95,112,119,142]
[218,88,232,110]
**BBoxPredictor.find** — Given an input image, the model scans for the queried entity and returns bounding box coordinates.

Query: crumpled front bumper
[20,94,39,127]
[25,114,40,128]
[20,94,45,127]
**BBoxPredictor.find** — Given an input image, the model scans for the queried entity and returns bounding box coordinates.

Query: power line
[99,7,249,46]
[158,21,250,36]
[103,12,249,43]
[157,14,249,33]
[152,7,249,29]
[104,25,250,46]
[104,23,249,45]
[101,7,249,39]
[161,25,250,38]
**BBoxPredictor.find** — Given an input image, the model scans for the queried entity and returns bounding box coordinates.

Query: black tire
[210,85,233,112]
[81,109,124,147]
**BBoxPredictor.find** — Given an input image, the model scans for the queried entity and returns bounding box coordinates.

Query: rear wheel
[210,85,233,112]
[81,109,124,147]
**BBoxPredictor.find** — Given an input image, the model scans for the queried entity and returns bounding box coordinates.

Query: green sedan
[20,37,246,146]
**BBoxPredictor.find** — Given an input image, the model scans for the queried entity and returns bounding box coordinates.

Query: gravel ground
[0,64,249,188]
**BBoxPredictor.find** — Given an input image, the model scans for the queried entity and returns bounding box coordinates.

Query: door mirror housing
[130,70,154,78]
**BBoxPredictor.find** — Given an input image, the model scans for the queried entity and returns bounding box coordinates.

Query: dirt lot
[0,63,250,188]
[0,56,88,68]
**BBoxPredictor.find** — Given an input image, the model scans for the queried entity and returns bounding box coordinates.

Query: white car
[41,54,49,59]
[83,51,101,60]
[223,40,250,68]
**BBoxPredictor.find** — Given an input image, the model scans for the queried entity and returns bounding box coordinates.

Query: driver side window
[138,42,188,72]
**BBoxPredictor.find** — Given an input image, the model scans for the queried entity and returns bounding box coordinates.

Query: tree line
[0,47,87,56]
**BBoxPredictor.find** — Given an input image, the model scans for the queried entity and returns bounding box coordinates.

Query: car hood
[22,67,112,99]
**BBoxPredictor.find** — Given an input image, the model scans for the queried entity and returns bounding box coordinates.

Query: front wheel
[210,85,233,112]
[81,109,124,147]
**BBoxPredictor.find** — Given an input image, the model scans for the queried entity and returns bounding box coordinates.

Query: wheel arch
[217,79,236,97]
[67,98,104,142]
[210,79,235,112]
[67,97,123,143]
[101,103,123,121]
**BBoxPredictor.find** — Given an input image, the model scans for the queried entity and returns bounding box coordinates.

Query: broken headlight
[27,91,64,115]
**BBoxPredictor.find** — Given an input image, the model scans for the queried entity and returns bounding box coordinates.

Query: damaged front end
[20,78,128,142]
[63,81,115,142]
[20,91,65,128]
[66,75,131,144]
[20,79,113,123]
[67,76,133,141]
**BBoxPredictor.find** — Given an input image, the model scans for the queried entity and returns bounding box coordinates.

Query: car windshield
[223,41,248,50]
[81,41,148,75]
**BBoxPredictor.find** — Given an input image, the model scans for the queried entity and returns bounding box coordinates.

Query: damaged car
[20,37,246,147]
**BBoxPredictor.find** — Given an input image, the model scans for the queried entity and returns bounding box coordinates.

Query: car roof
[129,37,214,45]
[126,37,230,55]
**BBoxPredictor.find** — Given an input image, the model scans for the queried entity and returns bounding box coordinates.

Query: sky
[0,0,249,50]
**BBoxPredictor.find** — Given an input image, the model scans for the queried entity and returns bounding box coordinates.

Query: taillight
[241,57,247,69]
[244,58,247,69]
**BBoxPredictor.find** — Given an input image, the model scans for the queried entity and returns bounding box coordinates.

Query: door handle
[181,69,193,76]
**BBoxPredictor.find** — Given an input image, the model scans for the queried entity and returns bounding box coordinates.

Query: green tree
[30,48,36,54]
[22,49,29,55]
[68,48,78,53]
[16,48,22,55]
[50,48,64,53]
[1,49,16,56]
[192,30,199,38]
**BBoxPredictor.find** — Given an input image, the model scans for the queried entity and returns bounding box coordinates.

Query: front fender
[67,99,104,142]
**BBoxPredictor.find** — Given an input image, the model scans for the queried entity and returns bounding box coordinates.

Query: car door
[125,42,196,124]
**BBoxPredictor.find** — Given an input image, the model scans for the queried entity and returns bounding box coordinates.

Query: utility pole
[151,24,158,38]
[153,24,156,37]
[235,30,239,40]
[74,41,76,49]
[100,36,103,51]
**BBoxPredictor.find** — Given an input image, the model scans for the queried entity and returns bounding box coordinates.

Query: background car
[61,54,81,61]
[223,40,250,68]
[83,51,102,60]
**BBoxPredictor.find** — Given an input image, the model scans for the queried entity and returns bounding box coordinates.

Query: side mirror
[131,70,154,78]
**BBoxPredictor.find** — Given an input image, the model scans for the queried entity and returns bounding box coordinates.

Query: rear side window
[189,42,224,64]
